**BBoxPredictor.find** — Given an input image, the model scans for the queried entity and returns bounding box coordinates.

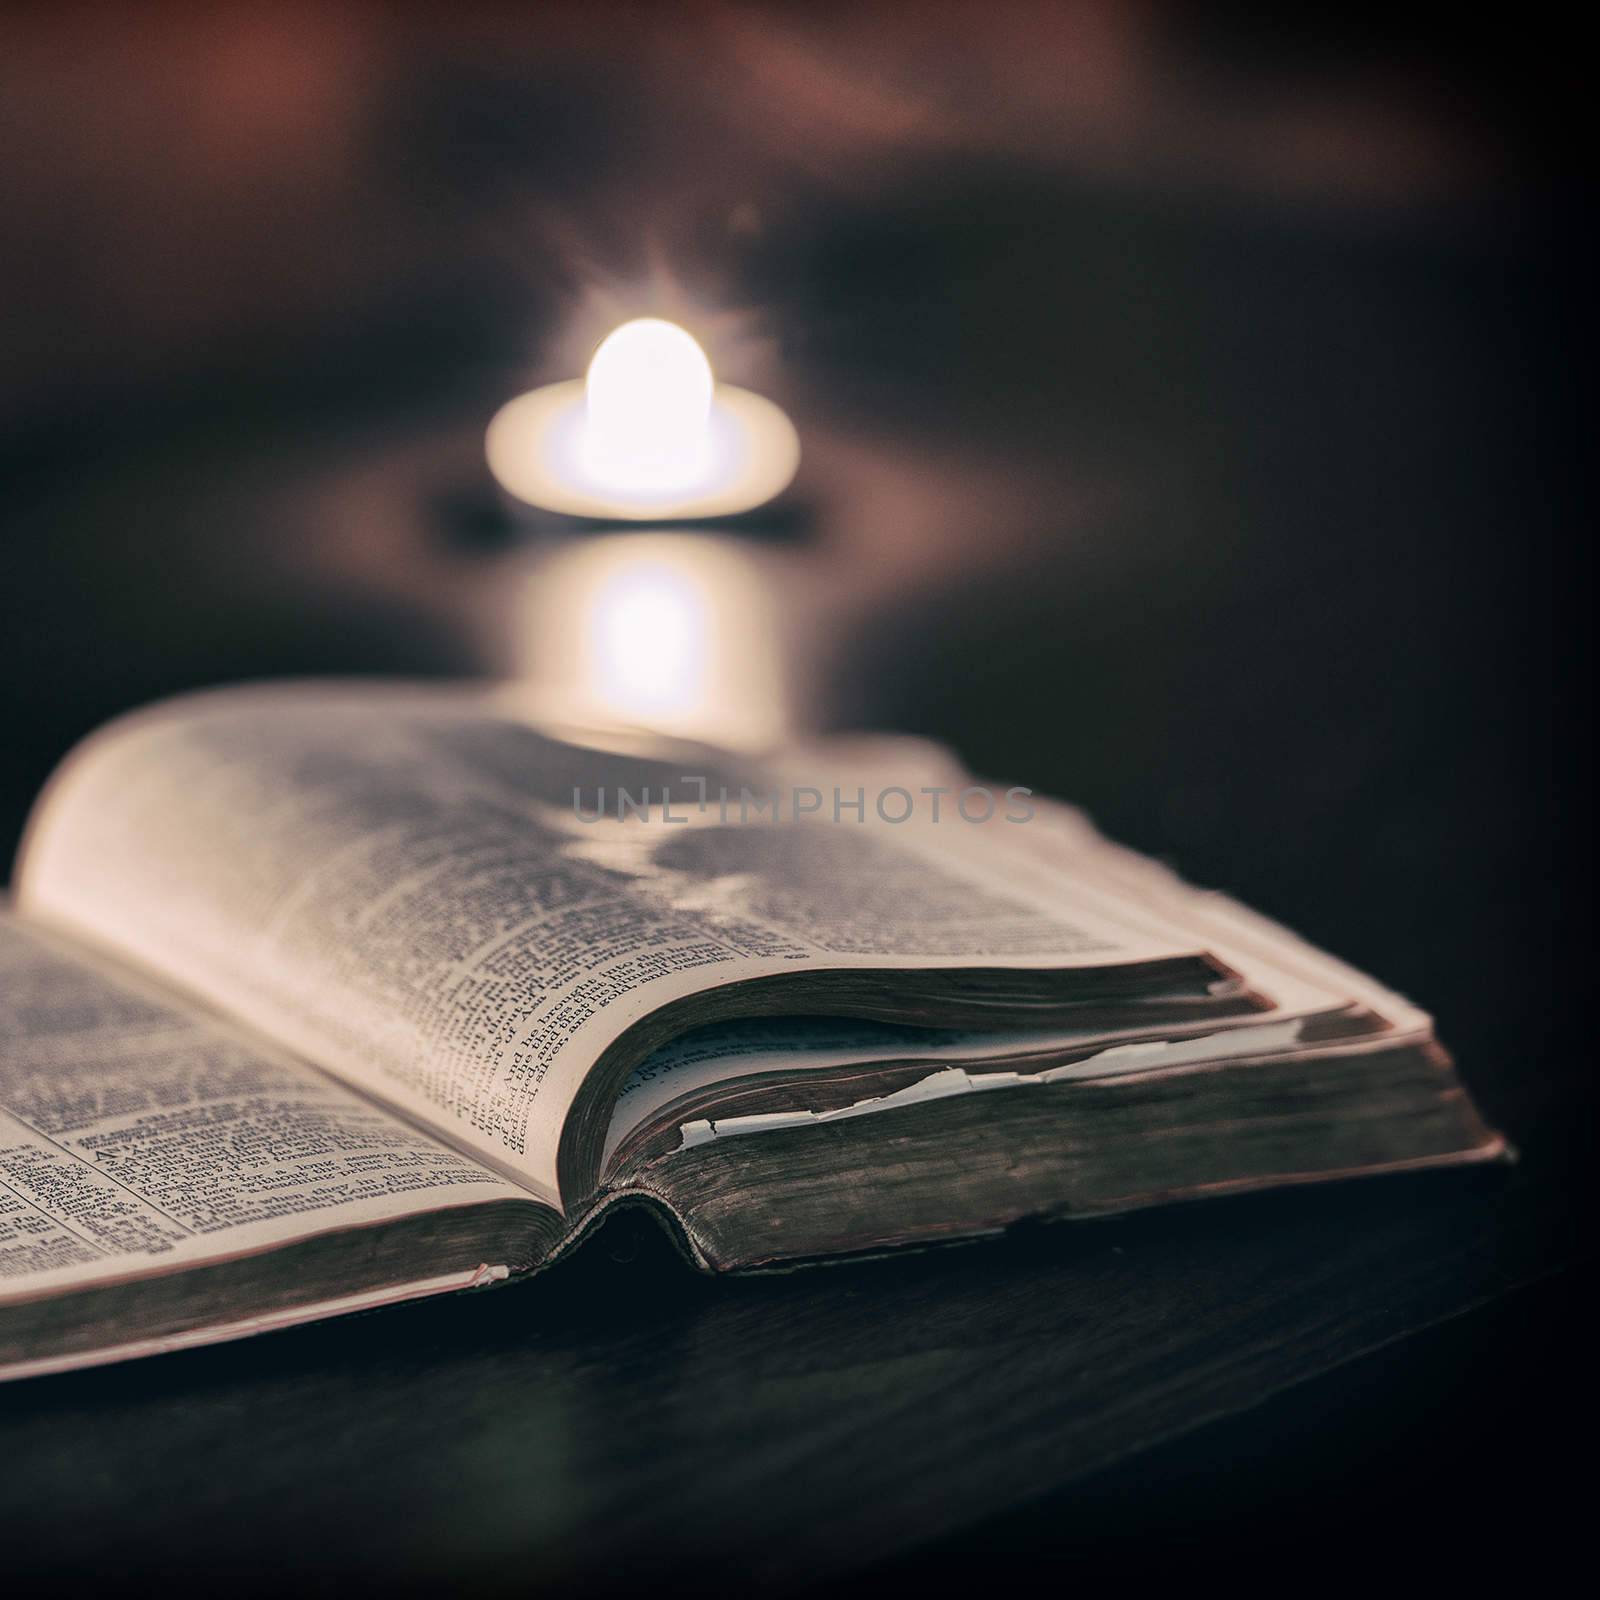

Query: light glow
[589,561,707,720]
[514,534,789,748]
[582,319,714,492]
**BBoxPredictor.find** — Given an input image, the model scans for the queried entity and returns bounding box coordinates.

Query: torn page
[675,1019,1305,1150]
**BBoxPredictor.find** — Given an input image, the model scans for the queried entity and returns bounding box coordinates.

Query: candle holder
[485,318,800,526]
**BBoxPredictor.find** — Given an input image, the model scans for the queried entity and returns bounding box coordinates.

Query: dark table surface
[1,152,1589,1595]
[0,1099,1586,1592]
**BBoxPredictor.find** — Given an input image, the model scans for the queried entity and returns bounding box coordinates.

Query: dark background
[0,4,1591,1593]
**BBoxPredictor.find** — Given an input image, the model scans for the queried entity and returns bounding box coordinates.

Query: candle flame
[581,318,714,492]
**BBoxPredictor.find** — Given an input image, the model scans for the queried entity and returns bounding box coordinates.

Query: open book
[0,683,1503,1379]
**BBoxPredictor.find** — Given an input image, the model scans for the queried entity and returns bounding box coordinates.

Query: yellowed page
[0,916,526,1313]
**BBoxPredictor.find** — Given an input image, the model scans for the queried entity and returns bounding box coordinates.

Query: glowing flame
[580,318,714,492]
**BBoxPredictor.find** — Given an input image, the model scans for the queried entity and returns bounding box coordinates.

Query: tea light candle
[486,318,800,521]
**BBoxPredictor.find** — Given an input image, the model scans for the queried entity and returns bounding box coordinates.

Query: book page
[16,684,1204,1206]
[588,735,1418,1172]
[769,733,1425,1032]
[1006,796,1434,1033]
[0,916,527,1303]
[594,801,1381,1170]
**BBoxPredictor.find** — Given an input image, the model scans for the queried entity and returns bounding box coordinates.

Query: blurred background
[0,2,1588,1141]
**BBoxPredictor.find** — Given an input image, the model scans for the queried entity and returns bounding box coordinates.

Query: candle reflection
[590,561,706,719]
[516,533,788,750]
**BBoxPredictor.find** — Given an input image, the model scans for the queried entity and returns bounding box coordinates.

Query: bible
[0,682,1503,1380]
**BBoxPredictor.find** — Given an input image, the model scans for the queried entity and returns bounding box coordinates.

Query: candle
[486,318,800,521]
